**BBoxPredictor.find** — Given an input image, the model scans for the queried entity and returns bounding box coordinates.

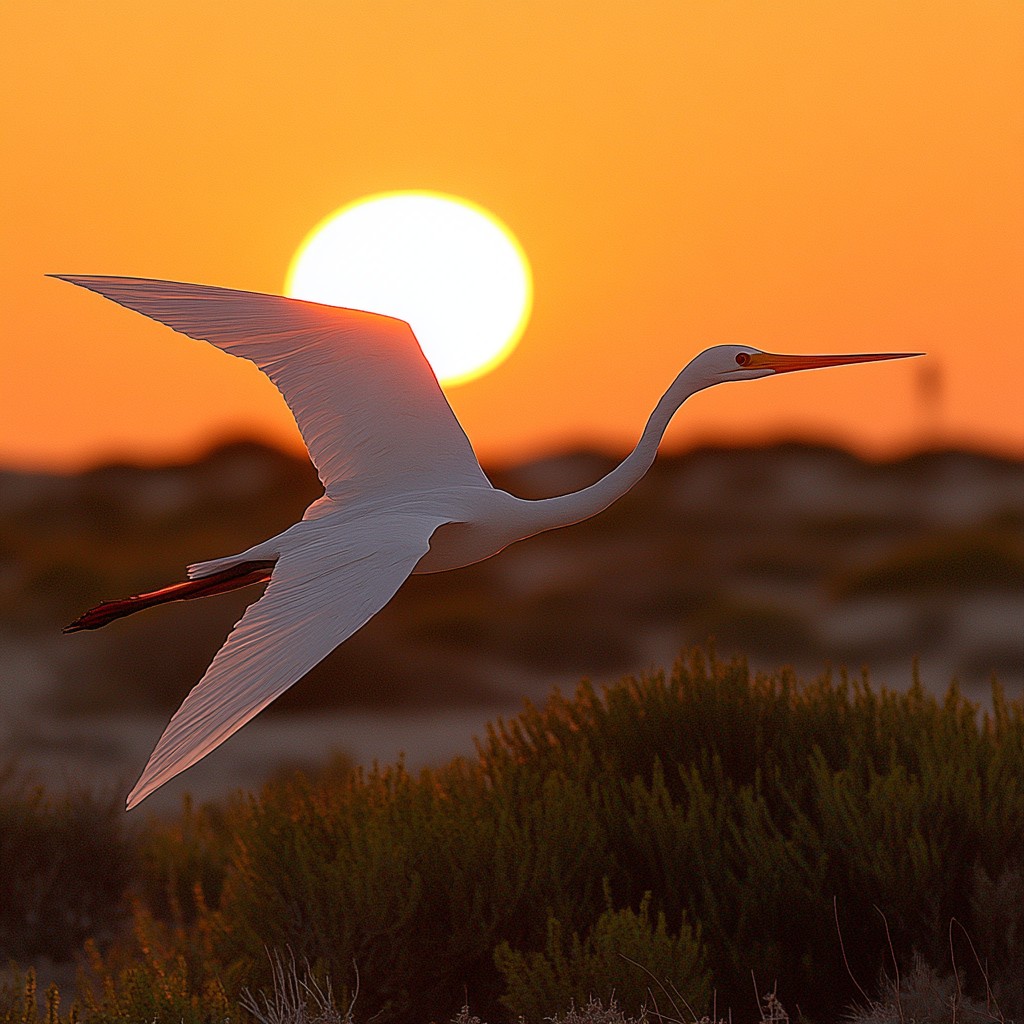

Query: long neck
[527,367,698,532]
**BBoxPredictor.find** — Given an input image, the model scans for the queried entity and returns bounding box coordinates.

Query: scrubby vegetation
[2,652,1022,1023]
[0,765,133,961]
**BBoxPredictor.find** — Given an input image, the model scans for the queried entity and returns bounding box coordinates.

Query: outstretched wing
[51,275,490,495]
[125,511,448,809]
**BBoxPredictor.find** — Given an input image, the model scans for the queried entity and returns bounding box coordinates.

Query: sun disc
[285,192,532,385]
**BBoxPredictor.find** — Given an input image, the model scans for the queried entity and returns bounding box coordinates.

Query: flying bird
[54,275,919,808]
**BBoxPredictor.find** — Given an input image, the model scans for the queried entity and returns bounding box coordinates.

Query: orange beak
[747,351,923,374]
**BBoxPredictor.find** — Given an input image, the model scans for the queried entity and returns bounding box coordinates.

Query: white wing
[51,275,490,495]
[125,511,446,809]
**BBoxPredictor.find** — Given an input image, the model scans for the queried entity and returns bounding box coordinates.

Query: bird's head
[682,344,922,391]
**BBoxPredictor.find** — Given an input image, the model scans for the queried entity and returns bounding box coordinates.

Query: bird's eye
[735,353,751,366]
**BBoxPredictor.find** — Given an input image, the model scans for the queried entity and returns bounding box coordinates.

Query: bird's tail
[63,559,276,633]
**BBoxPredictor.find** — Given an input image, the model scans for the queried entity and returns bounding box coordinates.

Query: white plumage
[54,274,917,808]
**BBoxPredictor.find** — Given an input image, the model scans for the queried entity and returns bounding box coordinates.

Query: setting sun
[284,192,532,386]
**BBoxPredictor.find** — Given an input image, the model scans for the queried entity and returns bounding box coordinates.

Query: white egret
[54,275,919,808]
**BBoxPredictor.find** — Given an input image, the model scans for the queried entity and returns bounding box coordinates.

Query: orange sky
[2,1,1022,471]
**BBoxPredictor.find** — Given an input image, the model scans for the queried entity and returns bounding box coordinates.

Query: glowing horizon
[3,3,1021,472]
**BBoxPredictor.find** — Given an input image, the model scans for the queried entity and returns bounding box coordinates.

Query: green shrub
[207,754,612,1021]
[133,794,233,929]
[174,653,1021,1023]
[6,651,1023,1024]
[0,765,133,961]
[77,912,231,1024]
[0,968,74,1024]
[486,657,1023,1019]
[494,890,709,1021]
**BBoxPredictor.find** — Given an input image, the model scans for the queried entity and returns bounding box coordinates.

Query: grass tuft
[240,949,354,1024]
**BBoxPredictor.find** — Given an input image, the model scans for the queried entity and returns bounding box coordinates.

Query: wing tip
[126,760,166,810]
[49,273,134,285]
[47,273,112,293]
[126,774,157,811]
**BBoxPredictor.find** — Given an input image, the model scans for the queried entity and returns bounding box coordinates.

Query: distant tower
[915,359,943,448]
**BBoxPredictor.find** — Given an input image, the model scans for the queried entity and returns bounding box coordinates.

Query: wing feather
[51,275,489,495]
[125,512,446,809]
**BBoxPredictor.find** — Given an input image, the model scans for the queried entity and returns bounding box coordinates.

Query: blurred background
[1,2,1021,811]
[2,440,1021,813]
